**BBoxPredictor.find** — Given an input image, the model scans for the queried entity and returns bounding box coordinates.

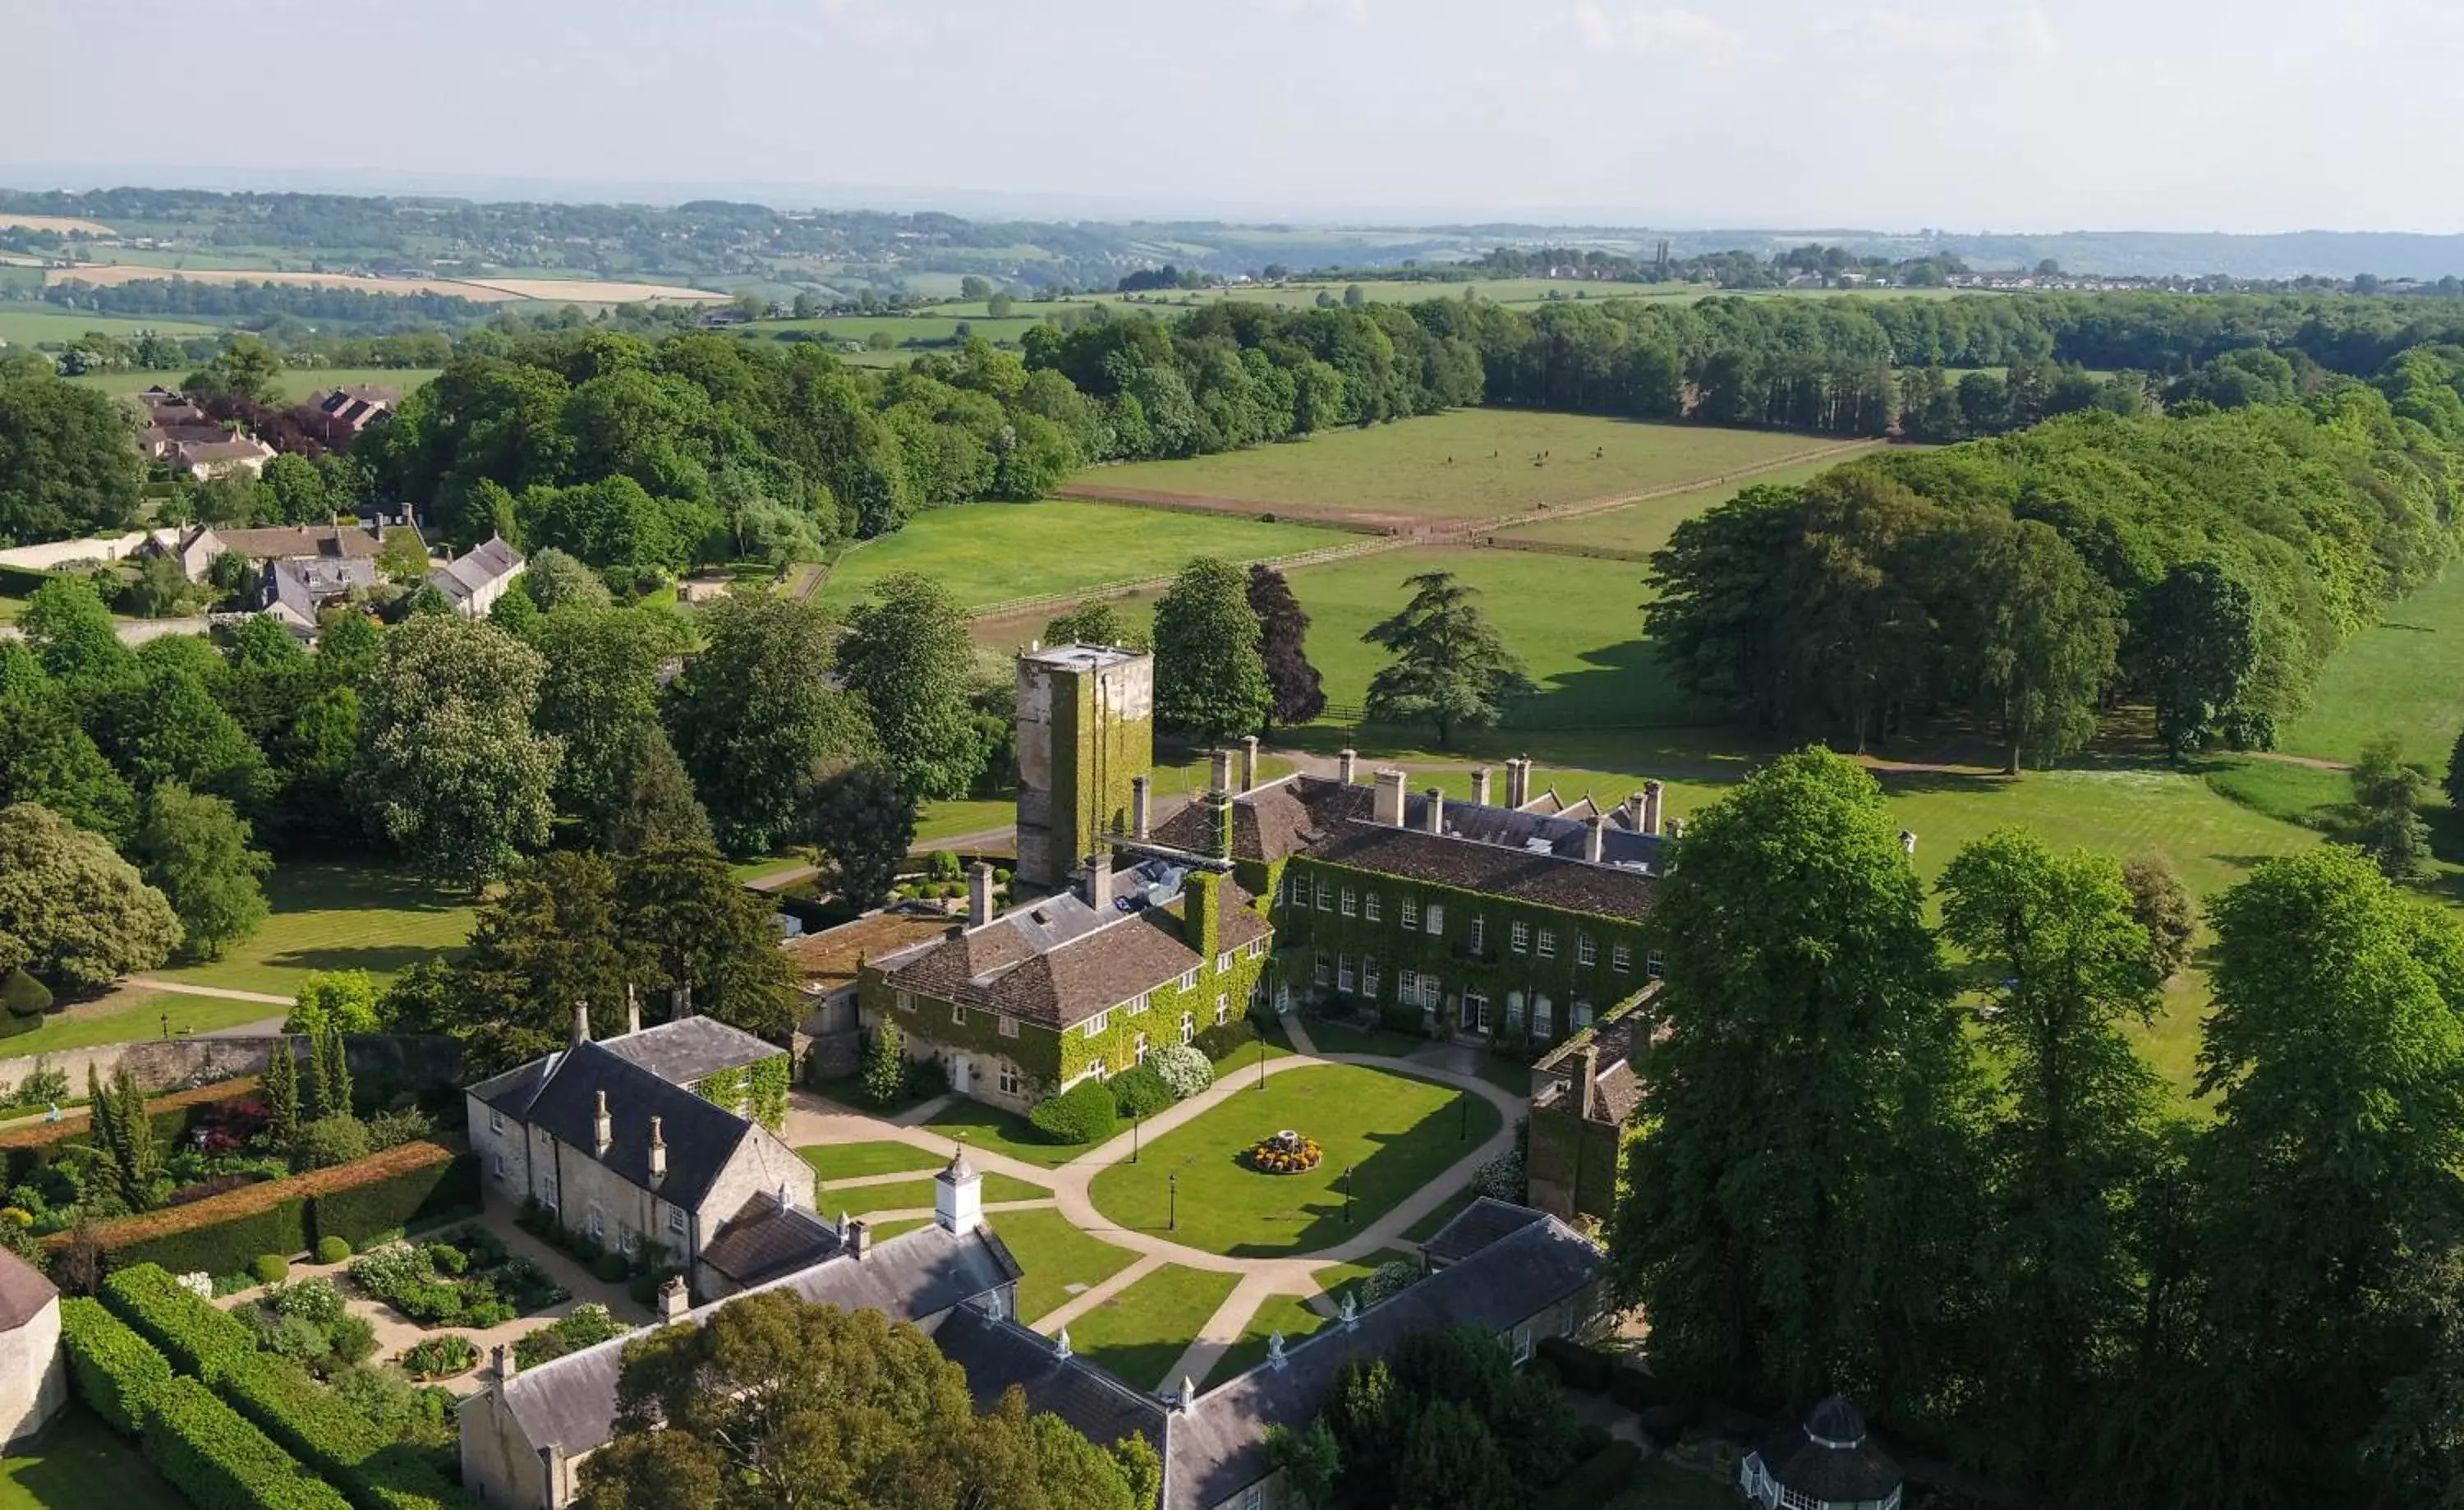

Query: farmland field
[0,213,113,236]
[70,366,440,403]
[733,314,1046,345]
[814,500,1354,614]
[0,305,223,344]
[1067,412,1856,528]
[1494,451,1877,555]
[39,264,727,304]
[2277,564,2464,767]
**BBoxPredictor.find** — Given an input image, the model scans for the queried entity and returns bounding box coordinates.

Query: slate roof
[1533,997,1656,1124]
[203,523,407,562]
[264,555,379,624]
[1418,1196,1547,1268]
[596,1015,780,1089]
[1165,1208,1604,1510]
[0,1247,57,1331]
[934,1306,1171,1456]
[494,1218,1021,1456]
[468,1039,751,1211]
[429,535,523,603]
[1749,1397,1904,1503]
[698,1191,841,1288]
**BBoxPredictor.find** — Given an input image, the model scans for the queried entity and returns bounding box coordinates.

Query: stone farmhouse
[465,1011,811,1298]
[307,383,398,443]
[161,516,414,584]
[0,1249,63,1447]
[426,534,526,619]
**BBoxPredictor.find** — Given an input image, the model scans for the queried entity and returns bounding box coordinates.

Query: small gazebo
[1738,1396,1904,1510]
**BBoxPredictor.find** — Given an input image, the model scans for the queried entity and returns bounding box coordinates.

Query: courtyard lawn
[798,1141,950,1181]
[1296,1018,1424,1058]
[915,799,1014,846]
[1201,1291,1331,1390]
[0,1406,184,1510]
[1073,412,1845,527]
[2,991,278,1057]
[145,858,476,997]
[984,1205,1146,1326]
[814,500,1352,615]
[1494,453,1871,556]
[918,1099,1089,1169]
[1064,1262,1241,1396]
[811,1172,1047,1220]
[2278,565,2464,766]
[1086,1062,1502,1257]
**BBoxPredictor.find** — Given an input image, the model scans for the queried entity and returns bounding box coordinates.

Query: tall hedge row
[102,1263,257,1375]
[141,1374,355,1510]
[310,1148,480,1250]
[214,1350,469,1510]
[113,1193,312,1278]
[58,1295,172,1437]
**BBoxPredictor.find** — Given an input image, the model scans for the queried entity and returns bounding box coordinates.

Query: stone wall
[0,1034,461,1099]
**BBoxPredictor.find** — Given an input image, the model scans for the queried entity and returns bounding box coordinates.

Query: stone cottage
[0,1249,64,1446]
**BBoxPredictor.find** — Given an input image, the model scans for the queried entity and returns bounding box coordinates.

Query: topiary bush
[591,1251,628,1284]
[1109,1066,1173,1119]
[1147,1043,1214,1100]
[315,1235,350,1265]
[1471,1148,1526,1203]
[251,1254,289,1286]
[0,967,52,1021]
[1358,1259,1420,1306]
[59,1296,172,1438]
[1027,1080,1119,1145]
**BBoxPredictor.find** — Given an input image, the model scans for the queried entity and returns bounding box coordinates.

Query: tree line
[1616,748,2464,1508]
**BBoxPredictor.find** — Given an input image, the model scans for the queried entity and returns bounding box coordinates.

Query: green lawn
[918,1098,1089,1169]
[797,1141,951,1181]
[915,799,1014,845]
[145,858,476,997]
[0,1406,184,1510]
[1063,1262,1241,1396]
[2278,565,2464,767]
[0,305,222,344]
[67,366,439,402]
[816,500,1352,614]
[1201,1290,1330,1389]
[984,1205,1146,1326]
[1077,412,1838,523]
[810,1171,1046,1220]
[2,991,281,1057]
[1087,1062,1501,1257]
[1495,453,1868,555]
[1297,1019,1426,1058]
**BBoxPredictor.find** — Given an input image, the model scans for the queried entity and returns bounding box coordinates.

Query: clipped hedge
[211,1349,470,1510]
[1192,1015,1258,1062]
[102,1263,256,1375]
[1108,1065,1172,1119]
[310,1144,479,1249]
[141,1374,354,1510]
[1027,1080,1119,1145]
[59,1295,173,1437]
[1537,1335,1614,1393]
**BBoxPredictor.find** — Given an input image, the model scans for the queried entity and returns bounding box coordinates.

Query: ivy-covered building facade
[1149,757,1667,1057]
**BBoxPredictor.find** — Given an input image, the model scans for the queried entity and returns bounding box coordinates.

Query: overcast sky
[5,0,2452,231]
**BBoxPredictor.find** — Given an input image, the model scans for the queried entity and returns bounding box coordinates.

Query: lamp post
[1257,1038,1267,1091]
[1168,1171,1178,1231]
[1343,1166,1354,1227]
[1132,1106,1141,1164]
[1459,1093,1469,1141]
[159,1013,169,1042]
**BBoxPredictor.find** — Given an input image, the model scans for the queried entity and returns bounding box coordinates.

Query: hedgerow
[59,1295,172,1437]
[209,1349,471,1510]
[140,1374,354,1510]
[102,1262,255,1375]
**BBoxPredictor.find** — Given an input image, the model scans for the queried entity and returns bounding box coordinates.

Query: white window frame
[1337,954,1356,992]
[998,1014,1018,1038]
[1216,951,1232,974]
[1463,986,1488,1029]
[621,1227,641,1258]
[1533,995,1554,1042]
[1536,928,1556,960]
[1087,1059,1108,1081]
[1611,942,1632,974]
[1180,1011,1195,1045]
[1400,895,1420,929]
[1511,920,1530,954]
[895,987,914,1011]
[1130,992,1151,1014]
[667,1208,687,1236]
[1285,873,1303,905]
[1245,937,1265,960]
[1314,953,1332,987]
[1576,934,1596,968]
[493,1153,507,1181]
[1315,881,1334,911]
[1364,891,1382,923]
[1513,1323,1533,1364]
[1215,995,1230,1026]
[1179,969,1199,992]
[588,1204,606,1241]
[1648,951,1666,980]
[1425,902,1444,935]
[1572,1000,1593,1033]
[1419,974,1441,1010]
[1363,956,1379,996]
[1134,1031,1149,1065]
[953,1003,968,1027]
[489,1110,503,1135]
[1397,968,1418,1005]
[1084,1009,1111,1038]
[999,1062,1023,1096]
[1469,916,1484,953]
[1340,886,1357,918]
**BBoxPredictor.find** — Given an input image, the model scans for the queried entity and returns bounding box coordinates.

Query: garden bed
[348,1225,567,1329]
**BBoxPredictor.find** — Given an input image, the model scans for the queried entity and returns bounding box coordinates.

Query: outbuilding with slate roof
[0,1248,63,1445]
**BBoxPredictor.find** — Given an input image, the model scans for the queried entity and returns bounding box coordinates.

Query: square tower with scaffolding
[1014,642,1153,891]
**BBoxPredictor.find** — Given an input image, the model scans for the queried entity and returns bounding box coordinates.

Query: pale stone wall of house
[696,1122,815,1232]
[467,1093,536,1209]
[459,1387,537,1508]
[0,1298,64,1445]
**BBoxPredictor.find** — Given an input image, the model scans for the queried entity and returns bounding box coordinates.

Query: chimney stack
[656,1275,690,1325]
[624,984,641,1038]
[571,1001,591,1047]
[1423,787,1445,836]
[493,1344,517,1383]
[594,1090,612,1157]
[1373,769,1407,827]
[1083,844,1117,911]
[848,1218,873,1258]
[1208,748,1234,799]
[1471,767,1492,806]
[1901,830,1918,858]
[1337,748,1358,785]
[1667,817,1686,840]
[1239,736,1258,793]
[968,862,996,928]
[648,1116,666,1186]
[1586,813,1607,863]
[1131,776,1152,840]
[1578,1045,1600,1126]
[1506,758,1531,808]
[1643,780,1664,836]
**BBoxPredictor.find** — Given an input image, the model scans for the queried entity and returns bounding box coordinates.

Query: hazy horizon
[7,0,2458,234]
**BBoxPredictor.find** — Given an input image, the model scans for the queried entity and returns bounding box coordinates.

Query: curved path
[784,1016,1522,1393]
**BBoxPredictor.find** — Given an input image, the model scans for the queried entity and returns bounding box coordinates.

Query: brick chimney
[1579,1045,1600,1124]
[1082,843,1118,911]
[648,1116,666,1187]
[1131,775,1151,840]
[1239,735,1258,793]
[1423,787,1445,836]
[1337,748,1358,785]
[848,1218,873,1258]
[1373,769,1406,827]
[571,1001,591,1047]
[594,1090,612,1158]
[655,1275,690,1324]
[1471,767,1492,806]
[968,862,996,928]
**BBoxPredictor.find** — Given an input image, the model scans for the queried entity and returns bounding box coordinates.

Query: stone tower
[1015,643,1153,891]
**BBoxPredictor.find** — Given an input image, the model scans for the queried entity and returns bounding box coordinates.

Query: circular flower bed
[1246,1129,1323,1175]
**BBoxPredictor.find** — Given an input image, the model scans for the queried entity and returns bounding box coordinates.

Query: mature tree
[127,782,270,962]
[2121,852,2197,981]
[1247,564,1325,729]
[261,1035,301,1152]
[1041,600,1146,651]
[531,605,691,840]
[256,453,329,525]
[350,615,561,886]
[2138,561,2260,758]
[2186,848,2464,1506]
[603,724,715,854]
[18,575,132,688]
[1938,831,2163,1484]
[313,607,383,684]
[1311,1326,1591,1510]
[837,573,987,800]
[1612,750,1980,1415]
[1942,517,2121,771]
[85,1065,162,1212]
[1362,570,1533,747]
[807,763,916,911]
[0,666,137,841]
[0,368,143,546]
[666,595,866,857]
[449,849,648,1071]
[282,969,382,1037]
[183,335,283,407]
[863,1017,908,1108]
[580,1291,1145,1510]
[1151,557,1271,742]
[89,640,275,813]
[520,546,613,613]
[0,802,182,991]
[617,844,798,1038]
[2351,734,2434,878]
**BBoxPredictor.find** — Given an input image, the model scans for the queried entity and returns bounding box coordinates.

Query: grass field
[1073,412,1845,527]
[2278,566,2464,767]
[4,991,283,1057]
[145,859,476,997]
[809,1171,1046,1219]
[0,305,222,344]
[0,1407,183,1510]
[1086,1063,1501,1257]
[1495,453,1870,555]
[986,1206,1146,1326]
[1201,1291,1331,1388]
[733,314,1046,345]
[1064,1262,1241,1393]
[815,500,1353,614]
[70,366,440,403]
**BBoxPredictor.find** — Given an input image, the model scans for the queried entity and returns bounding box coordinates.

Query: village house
[426,534,526,619]
[256,555,383,633]
[783,905,954,1083]
[171,433,278,479]
[163,516,417,582]
[0,1249,64,1446]
[307,383,399,443]
[463,1010,809,1300]
[140,419,228,461]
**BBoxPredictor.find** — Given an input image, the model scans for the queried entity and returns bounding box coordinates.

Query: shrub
[325,1312,378,1368]
[0,967,52,1020]
[1358,1259,1420,1306]
[1193,1015,1259,1062]
[308,1145,478,1248]
[251,1254,290,1286]
[1471,1148,1525,1203]
[264,1277,344,1327]
[927,849,961,878]
[862,1020,908,1108]
[1108,1066,1173,1119]
[363,1107,434,1154]
[591,1251,628,1284]
[1147,1043,1214,1099]
[60,1296,172,1437]
[1027,1080,1118,1145]
[425,1242,467,1275]
[295,1114,372,1171]
[316,1235,352,1264]
[141,1374,354,1510]
[399,1334,476,1380]
[103,1262,256,1375]
[513,1303,627,1370]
